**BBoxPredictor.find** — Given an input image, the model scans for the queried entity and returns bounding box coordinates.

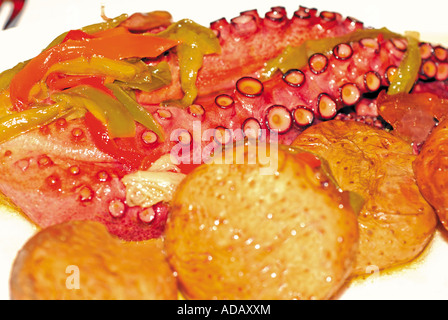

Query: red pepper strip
[295,152,322,169]
[281,145,322,169]
[62,29,95,42]
[84,33,179,59]
[86,106,196,174]
[9,33,179,111]
[62,27,128,44]
[46,73,113,95]
[84,112,144,170]
[176,162,201,175]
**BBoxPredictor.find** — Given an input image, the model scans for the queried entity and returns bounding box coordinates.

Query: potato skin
[414,119,448,230]
[165,143,358,300]
[292,120,437,275]
[10,221,177,300]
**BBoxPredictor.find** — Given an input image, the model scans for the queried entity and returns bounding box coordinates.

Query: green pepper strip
[283,145,365,215]
[47,56,146,83]
[106,83,165,142]
[116,60,172,92]
[261,27,403,80]
[156,19,221,107]
[387,36,421,95]
[52,85,136,138]
[44,14,129,51]
[0,104,70,143]
[0,14,129,93]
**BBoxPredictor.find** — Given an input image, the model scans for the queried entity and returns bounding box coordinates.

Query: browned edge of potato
[10,220,177,300]
[165,141,359,300]
[292,120,437,276]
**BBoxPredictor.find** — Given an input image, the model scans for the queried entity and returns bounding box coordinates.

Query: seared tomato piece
[414,118,448,231]
[377,91,448,148]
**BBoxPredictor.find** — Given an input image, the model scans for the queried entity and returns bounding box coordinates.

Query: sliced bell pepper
[0,90,11,117]
[90,26,130,38]
[106,83,165,142]
[0,60,28,93]
[46,56,146,83]
[9,31,180,111]
[46,73,107,93]
[387,36,421,95]
[84,111,144,170]
[82,14,129,35]
[116,60,172,92]
[0,103,70,143]
[156,19,220,106]
[0,21,127,94]
[52,85,135,138]
[48,73,114,97]
[44,14,129,50]
[62,29,95,42]
[1,15,128,95]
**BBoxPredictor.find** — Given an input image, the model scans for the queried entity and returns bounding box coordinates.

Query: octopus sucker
[292,106,314,128]
[0,5,447,243]
[265,105,293,134]
[363,71,382,92]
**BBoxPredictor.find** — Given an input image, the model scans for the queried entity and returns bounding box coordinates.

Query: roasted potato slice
[165,142,359,300]
[292,120,437,275]
[10,220,177,300]
[414,118,448,230]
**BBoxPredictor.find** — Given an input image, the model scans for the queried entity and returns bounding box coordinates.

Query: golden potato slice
[292,120,437,275]
[10,220,177,300]
[414,118,448,230]
[165,142,359,300]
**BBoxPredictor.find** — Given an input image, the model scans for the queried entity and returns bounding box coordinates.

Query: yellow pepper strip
[82,14,129,33]
[0,104,69,143]
[52,85,135,138]
[156,19,221,106]
[0,90,11,117]
[0,15,129,92]
[0,61,28,92]
[46,56,146,83]
[106,83,165,142]
[387,35,421,95]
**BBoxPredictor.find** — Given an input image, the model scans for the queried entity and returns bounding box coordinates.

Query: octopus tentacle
[412,41,448,98]
[137,7,448,153]
[138,6,365,104]
[2,6,448,242]
[176,29,446,145]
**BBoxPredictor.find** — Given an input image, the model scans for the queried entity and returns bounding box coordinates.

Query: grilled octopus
[0,6,446,246]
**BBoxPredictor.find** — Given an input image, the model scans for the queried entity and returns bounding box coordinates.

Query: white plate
[1,0,448,300]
